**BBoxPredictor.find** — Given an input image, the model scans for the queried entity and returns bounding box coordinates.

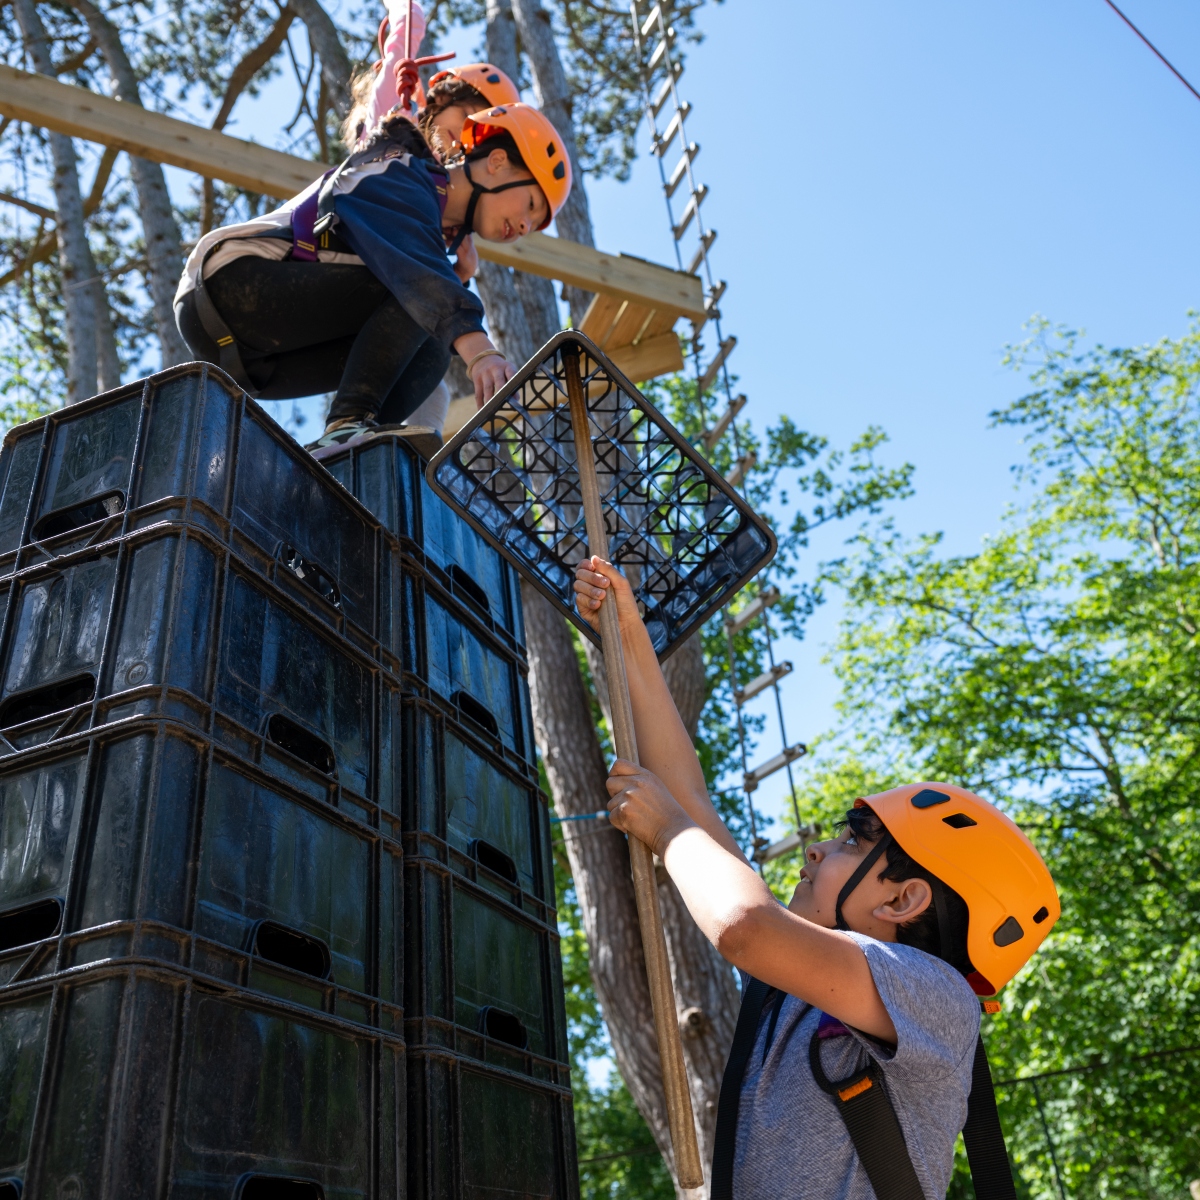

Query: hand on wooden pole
[562,345,705,1190]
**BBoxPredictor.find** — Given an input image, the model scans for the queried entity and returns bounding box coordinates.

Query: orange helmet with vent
[428,62,520,108]
[851,783,1060,995]
[461,102,572,228]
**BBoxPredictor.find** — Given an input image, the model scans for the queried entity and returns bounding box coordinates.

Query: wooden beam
[0,63,319,197]
[475,238,705,321]
[0,63,705,320]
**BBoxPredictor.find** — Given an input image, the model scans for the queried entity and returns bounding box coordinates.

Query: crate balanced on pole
[426,330,777,1189]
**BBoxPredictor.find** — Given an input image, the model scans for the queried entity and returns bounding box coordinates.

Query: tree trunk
[288,0,351,118]
[522,583,685,1182]
[14,0,115,403]
[509,0,596,324]
[586,635,739,1193]
[64,0,189,368]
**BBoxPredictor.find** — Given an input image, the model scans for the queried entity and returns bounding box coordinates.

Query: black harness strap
[961,1036,1017,1200]
[712,982,1018,1200]
[191,245,259,396]
[710,977,773,1200]
[809,1028,927,1200]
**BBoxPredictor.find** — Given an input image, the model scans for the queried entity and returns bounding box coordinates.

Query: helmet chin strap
[834,832,893,932]
[446,160,533,253]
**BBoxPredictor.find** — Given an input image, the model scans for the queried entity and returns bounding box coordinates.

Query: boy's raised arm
[574,556,747,864]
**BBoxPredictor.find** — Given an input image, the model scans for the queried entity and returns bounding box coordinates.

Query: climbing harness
[192,129,444,395]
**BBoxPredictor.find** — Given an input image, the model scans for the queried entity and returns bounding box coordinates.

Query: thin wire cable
[1102,0,1200,104]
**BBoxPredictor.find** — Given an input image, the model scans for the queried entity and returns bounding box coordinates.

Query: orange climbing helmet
[844,783,1060,996]
[427,62,521,108]
[461,102,572,228]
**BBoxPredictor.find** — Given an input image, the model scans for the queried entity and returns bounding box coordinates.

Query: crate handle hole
[253,921,332,980]
[452,691,498,738]
[0,898,62,954]
[0,674,95,730]
[470,839,518,885]
[265,714,336,777]
[478,1006,528,1049]
[278,544,341,611]
[32,490,125,541]
[448,565,491,616]
[237,1176,325,1200]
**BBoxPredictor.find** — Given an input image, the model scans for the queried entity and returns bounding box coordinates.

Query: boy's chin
[787,885,835,927]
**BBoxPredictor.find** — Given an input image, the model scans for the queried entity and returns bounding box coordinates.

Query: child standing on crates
[573,555,1059,1200]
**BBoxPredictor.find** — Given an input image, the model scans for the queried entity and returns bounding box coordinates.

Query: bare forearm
[620,621,745,860]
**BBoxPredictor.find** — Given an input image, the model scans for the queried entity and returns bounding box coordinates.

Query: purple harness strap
[290,172,333,262]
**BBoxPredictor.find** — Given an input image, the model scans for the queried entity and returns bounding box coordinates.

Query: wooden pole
[562,344,704,1191]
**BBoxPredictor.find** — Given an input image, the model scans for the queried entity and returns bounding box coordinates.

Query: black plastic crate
[0,362,399,663]
[0,523,403,815]
[402,697,553,911]
[404,856,567,1074]
[320,435,525,652]
[0,961,404,1198]
[0,719,401,1012]
[407,1049,576,1200]
[398,559,535,768]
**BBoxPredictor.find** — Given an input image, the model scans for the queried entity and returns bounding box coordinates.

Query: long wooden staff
[562,344,704,1190]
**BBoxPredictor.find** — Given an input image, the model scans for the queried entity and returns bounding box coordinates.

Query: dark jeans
[176,257,450,424]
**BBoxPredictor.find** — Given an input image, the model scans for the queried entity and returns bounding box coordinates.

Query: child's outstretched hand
[574,557,641,637]
[606,759,694,857]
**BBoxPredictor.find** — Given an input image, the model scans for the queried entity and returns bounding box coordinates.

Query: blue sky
[201,0,1200,833]
[586,0,1200,832]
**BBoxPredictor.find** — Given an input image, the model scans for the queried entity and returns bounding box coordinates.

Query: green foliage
[820,317,1200,1198]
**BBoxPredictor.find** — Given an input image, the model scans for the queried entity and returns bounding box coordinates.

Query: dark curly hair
[843,804,971,971]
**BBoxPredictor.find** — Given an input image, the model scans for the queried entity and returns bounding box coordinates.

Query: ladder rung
[640,3,662,38]
[672,184,708,240]
[701,391,744,450]
[649,62,683,118]
[653,100,690,156]
[725,449,755,488]
[686,229,716,274]
[698,333,735,392]
[754,825,821,863]
[665,143,699,198]
[647,27,676,71]
[725,585,779,634]
[734,661,793,706]
[744,743,808,792]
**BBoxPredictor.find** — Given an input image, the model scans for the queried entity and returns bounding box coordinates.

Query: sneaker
[305,417,380,460]
[393,425,444,460]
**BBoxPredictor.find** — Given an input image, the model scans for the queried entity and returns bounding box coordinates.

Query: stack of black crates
[0,364,576,1200]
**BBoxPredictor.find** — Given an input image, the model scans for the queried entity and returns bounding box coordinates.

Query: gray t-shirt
[733,933,981,1200]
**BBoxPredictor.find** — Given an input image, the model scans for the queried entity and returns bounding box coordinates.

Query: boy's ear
[872,877,933,926]
[486,147,511,174]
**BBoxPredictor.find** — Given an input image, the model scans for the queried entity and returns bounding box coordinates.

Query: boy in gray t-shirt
[574,557,1060,1200]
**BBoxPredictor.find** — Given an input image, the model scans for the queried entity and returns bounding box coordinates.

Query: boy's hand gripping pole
[562,345,705,1191]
